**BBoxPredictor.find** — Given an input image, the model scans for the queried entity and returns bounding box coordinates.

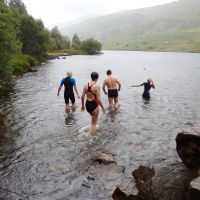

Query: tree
[71,33,81,50]
[0,1,21,84]
[9,0,27,13]
[48,27,70,50]
[20,16,49,56]
[81,38,102,55]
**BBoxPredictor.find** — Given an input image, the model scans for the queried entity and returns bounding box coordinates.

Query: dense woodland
[0,0,102,91]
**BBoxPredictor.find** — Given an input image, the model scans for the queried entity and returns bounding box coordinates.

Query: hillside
[61,0,200,52]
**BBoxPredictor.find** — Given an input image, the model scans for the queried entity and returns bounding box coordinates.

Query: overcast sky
[23,0,178,27]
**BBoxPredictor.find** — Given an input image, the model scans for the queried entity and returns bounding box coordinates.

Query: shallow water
[0,51,200,199]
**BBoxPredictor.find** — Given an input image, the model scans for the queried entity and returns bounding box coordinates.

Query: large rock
[132,166,155,200]
[176,125,200,168]
[112,177,139,200]
[112,166,156,200]
[189,176,200,200]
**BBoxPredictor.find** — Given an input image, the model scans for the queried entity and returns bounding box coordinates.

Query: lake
[0,51,200,199]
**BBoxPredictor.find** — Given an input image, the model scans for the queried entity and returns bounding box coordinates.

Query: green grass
[11,55,37,75]
[48,49,86,55]
[103,29,200,52]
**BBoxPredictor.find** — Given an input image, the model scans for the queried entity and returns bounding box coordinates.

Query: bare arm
[81,86,86,111]
[151,82,155,89]
[74,86,80,98]
[131,84,142,87]
[116,79,121,91]
[57,85,62,96]
[96,86,105,113]
[102,80,107,95]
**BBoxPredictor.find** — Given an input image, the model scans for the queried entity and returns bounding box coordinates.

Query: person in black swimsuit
[57,72,80,112]
[81,72,105,136]
[131,78,155,99]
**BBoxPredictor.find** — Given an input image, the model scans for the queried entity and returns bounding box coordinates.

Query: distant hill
[61,0,200,52]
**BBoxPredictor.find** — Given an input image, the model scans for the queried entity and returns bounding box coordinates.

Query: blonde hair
[147,78,152,83]
[67,71,72,77]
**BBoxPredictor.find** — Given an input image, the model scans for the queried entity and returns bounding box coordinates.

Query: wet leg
[114,97,119,109]
[108,97,113,108]
[89,107,99,136]
[71,103,76,111]
[65,104,70,113]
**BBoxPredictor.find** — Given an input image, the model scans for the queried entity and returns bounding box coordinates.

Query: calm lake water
[0,51,200,199]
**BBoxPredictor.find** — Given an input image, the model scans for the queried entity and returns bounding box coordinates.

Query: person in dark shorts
[131,78,155,99]
[103,70,121,109]
[81,72,105,136]
[57,72,80,112]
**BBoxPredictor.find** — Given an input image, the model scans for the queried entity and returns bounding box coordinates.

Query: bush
[11,55,37,75]
[81,39,102,55]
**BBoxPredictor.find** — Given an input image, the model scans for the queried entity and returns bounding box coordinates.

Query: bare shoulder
[95,83,100,89]
[104,78,109,83]
[113,76,119,82]
[83,83,88,90]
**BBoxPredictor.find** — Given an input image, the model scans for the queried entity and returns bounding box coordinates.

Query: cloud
[23,0,177,27]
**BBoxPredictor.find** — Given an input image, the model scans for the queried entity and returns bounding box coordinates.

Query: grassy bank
[11,55,39,76]
[48,49,85,56]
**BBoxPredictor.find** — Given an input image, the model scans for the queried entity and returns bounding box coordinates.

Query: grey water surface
[0,51,200,200]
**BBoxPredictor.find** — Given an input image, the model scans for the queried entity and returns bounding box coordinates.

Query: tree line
[0,0,102,89]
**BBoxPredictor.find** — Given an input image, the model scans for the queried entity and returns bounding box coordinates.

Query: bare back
[104,75,119,90]
[84,82,100,101]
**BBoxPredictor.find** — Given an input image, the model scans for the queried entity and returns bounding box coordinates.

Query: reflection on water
[0,51,200,199]
[65,112,77,127]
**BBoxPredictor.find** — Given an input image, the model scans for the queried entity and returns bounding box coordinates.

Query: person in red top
[81,72,105,136]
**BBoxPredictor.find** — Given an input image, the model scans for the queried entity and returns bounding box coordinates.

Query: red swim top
[87,83,99,104]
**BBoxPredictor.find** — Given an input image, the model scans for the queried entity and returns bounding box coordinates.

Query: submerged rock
[176,125,200,168]
[91,149,116,164]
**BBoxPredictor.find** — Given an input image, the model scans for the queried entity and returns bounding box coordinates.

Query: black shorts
[64,93,75,104]
[108,89,118,98]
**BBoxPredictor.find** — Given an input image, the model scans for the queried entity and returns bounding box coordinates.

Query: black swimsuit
[141,82,153,99]
[86,83,99,114]
[63,77,75,104]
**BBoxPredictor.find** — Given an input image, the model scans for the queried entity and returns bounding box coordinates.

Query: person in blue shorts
[57,72,80,112]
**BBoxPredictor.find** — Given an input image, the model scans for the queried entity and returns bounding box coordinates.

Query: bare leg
[114,97,119,109]
[89,107,99,136]
[65,104,70,113]
[108,97,113,108]
[71,103,76,111]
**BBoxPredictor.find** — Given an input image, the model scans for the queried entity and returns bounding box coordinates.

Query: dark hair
[91,72,99,81]
[107,70,112,75]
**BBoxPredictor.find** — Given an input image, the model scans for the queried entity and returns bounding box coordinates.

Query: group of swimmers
[57,70,155,136]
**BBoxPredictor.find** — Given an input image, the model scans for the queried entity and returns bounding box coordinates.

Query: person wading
[102,70,121,109]
[131,78,155,99]
[57,72,80,112]
[81,72,105,136]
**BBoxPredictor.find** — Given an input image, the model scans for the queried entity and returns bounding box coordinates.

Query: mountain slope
[62,0,200,52]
